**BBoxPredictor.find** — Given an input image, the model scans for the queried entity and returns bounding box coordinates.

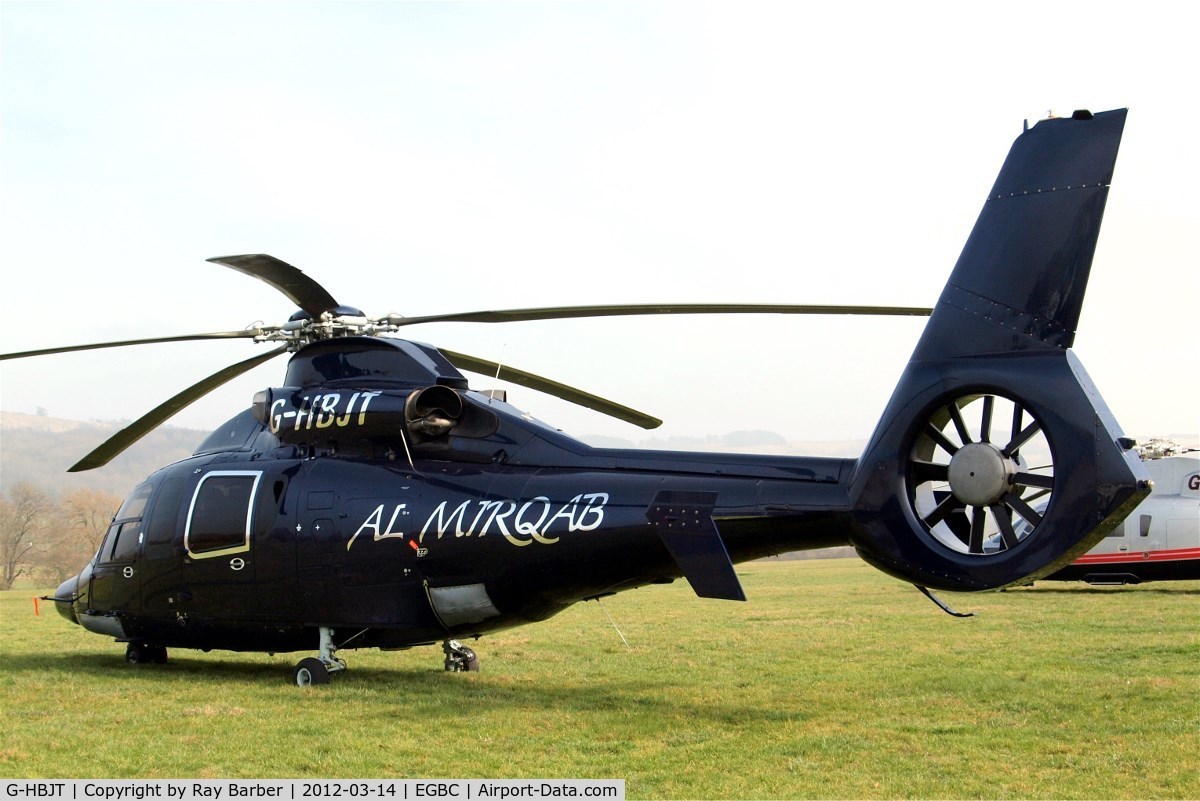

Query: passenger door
[180,469,263,619]
[88,483,152,615]
[138,475,189,615]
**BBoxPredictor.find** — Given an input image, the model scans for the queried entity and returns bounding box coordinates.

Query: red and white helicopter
[1024,443,1198,584]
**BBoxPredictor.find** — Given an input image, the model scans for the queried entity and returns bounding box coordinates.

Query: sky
[1,0,1196,454]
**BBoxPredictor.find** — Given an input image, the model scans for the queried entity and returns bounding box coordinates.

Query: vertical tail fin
[915,108,1127,359]
[849,109,1150,591]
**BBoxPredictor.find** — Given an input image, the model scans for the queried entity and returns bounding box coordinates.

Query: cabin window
[194,410,265,456]
[185,471,262,558]
[1139,514,1152,537]
[100,483,153,562]
[143,477,187,560]
[110,521,142,561]
[115,483,153,521]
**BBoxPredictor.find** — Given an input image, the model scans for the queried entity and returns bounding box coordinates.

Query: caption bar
[2,783,624,801]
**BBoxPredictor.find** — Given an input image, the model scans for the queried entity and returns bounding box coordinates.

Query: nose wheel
[125,642,168,665]
[908,393,1055,556]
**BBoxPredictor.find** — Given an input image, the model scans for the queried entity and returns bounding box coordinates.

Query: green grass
[1,560,1197,798]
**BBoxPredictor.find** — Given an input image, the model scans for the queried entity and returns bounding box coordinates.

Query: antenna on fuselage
[489,343,507,404]
[593,597,630,648]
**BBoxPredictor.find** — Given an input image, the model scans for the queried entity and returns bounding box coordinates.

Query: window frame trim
[184,470,263,559]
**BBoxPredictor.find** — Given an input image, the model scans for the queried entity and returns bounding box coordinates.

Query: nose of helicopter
[51,575,81,624]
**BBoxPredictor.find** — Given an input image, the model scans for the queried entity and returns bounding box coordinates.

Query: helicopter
[5,108,1151,686]
[1037,453,1199,584]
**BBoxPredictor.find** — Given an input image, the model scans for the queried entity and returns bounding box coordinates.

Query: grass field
[1,559,1197,798]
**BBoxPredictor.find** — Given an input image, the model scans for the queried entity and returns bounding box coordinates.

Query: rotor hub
[947,442,1015,507]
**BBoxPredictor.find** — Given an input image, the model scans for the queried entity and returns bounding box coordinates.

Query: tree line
[0,483,120,589]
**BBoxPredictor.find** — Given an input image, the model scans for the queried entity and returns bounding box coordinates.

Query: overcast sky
[2,1,1196,452]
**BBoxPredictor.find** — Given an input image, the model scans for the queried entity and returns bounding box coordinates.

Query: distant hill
[0,410,869,500]
[0,411,209,498]
[1,411,868,499]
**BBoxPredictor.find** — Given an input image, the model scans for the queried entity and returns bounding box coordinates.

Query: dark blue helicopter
[5,109,1149,686]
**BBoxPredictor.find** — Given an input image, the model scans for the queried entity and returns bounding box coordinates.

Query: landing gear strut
[442,639,480,672]
[293,626,347,687]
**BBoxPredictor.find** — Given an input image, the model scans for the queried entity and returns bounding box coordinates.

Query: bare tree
[39,489,120,583]
[0,483,51,590]
[60,488,118,554]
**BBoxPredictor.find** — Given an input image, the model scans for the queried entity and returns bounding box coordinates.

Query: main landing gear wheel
[291,626,347,687]
[443,639,480,672]
[294,657,331,687]
[125,643,168,665]
[908,392,1055,556]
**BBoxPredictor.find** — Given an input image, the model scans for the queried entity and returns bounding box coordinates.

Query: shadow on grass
[2,649,810,726]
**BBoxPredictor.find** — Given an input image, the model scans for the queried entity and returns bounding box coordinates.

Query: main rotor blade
[207,254,341,315]
[0,330,258,361]
[68,346,287,472]
[391,303,933,327]
[440,349,663,430]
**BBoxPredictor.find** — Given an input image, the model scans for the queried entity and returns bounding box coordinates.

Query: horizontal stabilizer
[646,491,746,601]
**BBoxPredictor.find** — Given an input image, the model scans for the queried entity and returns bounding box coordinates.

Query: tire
[125,643,147,665]
[294,657,330,687]
[462,648,480,672]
